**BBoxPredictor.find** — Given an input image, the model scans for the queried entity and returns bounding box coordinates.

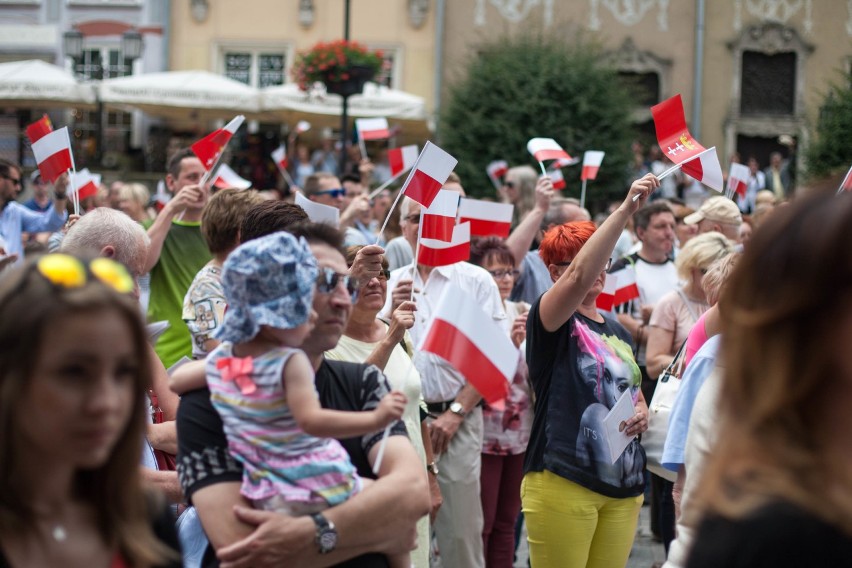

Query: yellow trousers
[521,470,643,568]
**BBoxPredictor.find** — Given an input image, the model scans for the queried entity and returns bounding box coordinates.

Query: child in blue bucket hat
[204,231,408,562]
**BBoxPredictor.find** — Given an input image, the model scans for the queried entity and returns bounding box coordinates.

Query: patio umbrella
[98,70,261,120]
[0,59,97,108]
[260,81,430,140]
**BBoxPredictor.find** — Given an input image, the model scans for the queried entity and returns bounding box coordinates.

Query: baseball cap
[684,196,742,226]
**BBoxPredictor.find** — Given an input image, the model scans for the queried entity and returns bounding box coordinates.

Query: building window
[740,50,796,116]
[617,71,660,108]
[367,45,401,89]
[222,49,287,88]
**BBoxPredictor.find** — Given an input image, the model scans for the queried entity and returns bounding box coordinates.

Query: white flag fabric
[527,138,572,163]
[213,164,251,190]
[295,192,339,227]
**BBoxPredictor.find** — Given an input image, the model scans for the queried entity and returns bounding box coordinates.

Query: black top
[687,501,852,568]
[524,298,645,498]
[176,359,408,568]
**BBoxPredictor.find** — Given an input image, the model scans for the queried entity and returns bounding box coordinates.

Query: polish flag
[295,192,339,227]
[356,118,391,141]
[69,168,101,201]
[271,144,288,171]
[610,265,640,307]
[595,273,619,311]
[388,144,418,177]
[26,114,53,144]
[419,283,519,403]
[727,162,749,198]
[839,164,852,194]
[487,160,508,182]
[551,156,579,168]
[651,94,706,166]
[527,138,572,164]
[31,127,73,183]
[401,141,458,208]
[681,147,724,192]
[548,168,566,190]
[418,221,470,267]
[153,180,170,212]
[212,164,251,190]
[458,198,513,238]
[581,151,606,181]
[191,115,245,170]
[421,190,459,242]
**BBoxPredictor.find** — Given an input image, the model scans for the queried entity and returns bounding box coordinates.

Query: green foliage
[806,77,852,179]
[439,33,635,210]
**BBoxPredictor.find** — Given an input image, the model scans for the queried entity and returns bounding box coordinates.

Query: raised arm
[505,176,553,270]
[538,174,658,332]
[144,184,206,273]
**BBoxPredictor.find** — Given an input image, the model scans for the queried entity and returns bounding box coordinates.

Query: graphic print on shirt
[572,318,644,488]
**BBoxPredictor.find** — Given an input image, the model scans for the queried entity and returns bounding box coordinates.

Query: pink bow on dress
[217,356,256,395]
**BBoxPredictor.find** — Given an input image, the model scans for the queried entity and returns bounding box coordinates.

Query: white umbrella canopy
[98,70,261,120]
[261,81,427,120]
[0,59,97,108]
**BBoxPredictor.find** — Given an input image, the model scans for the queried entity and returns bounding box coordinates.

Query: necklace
[51,524,67,542]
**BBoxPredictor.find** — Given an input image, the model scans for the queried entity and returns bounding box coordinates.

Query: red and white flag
[401,141,458,208]
[610,265,640,307]
[486,160,508,182]
[191,115,245,170]
[271,144,288,171]
[31,127,73,183]
[418,221,470,267]
[421,190,459,242]
[838,164,852,194]
[388,144,418,177]
[595,273,619,311]
[458,198,514,238]
[356,118,391,141]
[69,168,101,201]
[548,168,566,190]
[681,147,724,192]
[213,164,251,190]
[726,162,749,198]
[581,151,605,181]
[153,180,170,211]
[651,94,706,166]
[419,283,519,403]
[26,114,53,144]
[527,138,572,164]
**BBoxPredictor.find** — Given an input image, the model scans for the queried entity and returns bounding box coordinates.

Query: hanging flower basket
[292,40,384,96]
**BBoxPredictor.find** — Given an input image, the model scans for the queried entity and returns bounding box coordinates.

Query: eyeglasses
[557,258,613,272]
[315,188,345,199]
[315,266,359,302]
[488,268,520,280]
[504,181,515,189]
[403,214,420,224]
[35,254,135,294]
[1,173,21,186]
[375,269,391,281]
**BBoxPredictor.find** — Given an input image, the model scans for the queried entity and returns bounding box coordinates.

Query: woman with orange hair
[522,174,658,568]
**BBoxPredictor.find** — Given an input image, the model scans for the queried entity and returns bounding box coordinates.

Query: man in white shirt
[383,187,505,568]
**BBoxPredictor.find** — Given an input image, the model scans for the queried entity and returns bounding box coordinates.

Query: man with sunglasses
[304,171,375,248]
[0,158,68,265]
[176,219,429,567]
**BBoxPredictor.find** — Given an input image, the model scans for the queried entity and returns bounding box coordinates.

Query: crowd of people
[1,136,850,568]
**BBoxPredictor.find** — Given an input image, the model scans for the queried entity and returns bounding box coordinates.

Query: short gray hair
[61,208,150,276]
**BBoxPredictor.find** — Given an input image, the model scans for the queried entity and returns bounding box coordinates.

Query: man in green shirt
[145,148,212,368]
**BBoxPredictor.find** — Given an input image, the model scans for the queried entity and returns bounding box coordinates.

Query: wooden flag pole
[538,161,547,177]
[632,162,682,202]
[368,167,409,199]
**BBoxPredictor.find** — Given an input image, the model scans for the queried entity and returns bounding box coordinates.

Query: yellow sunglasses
[35,254,135,294]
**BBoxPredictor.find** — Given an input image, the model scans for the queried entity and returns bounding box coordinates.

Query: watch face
[319,529,337,551]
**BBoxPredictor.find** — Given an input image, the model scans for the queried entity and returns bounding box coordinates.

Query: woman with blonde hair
[686,192,852,566]
[0,254,181,566]
[118,182,153,223]
[501,166,538,227]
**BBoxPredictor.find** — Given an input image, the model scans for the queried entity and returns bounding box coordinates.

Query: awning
[0,59,97,108]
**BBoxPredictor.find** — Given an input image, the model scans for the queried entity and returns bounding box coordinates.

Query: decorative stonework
[588,0,669,32]
[734,0,813,35]
[606,37,672,121]
[474,0,554,27]
[298,0,314,29]
[408,0,429,28]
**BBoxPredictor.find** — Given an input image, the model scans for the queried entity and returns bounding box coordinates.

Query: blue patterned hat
[215,231,318,344]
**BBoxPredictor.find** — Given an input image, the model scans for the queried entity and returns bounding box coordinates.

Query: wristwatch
[310,513,338,554]
[426,461,439,476]
[449,401,466,417]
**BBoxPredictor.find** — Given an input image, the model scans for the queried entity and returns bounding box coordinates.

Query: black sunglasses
[315,266,359,302]
[504,181,515,189]
[1,173,21,186]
